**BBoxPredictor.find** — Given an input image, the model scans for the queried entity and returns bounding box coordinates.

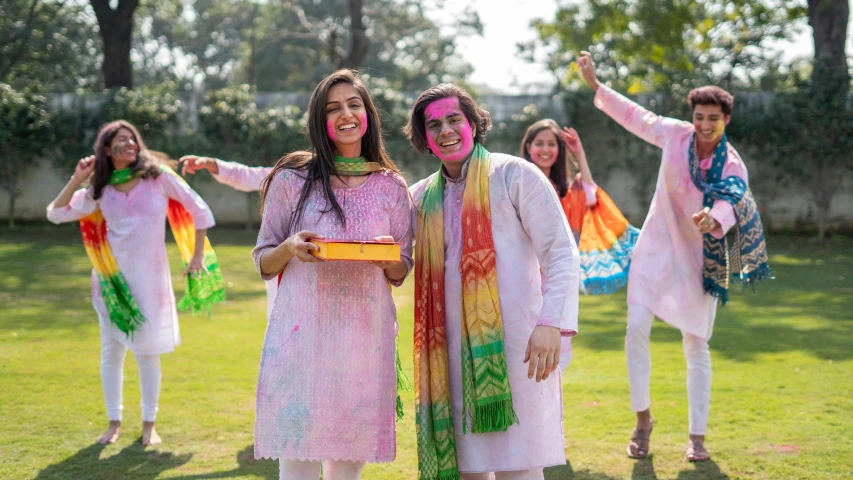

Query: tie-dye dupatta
[563,186,640,295]
[78,165,225,337]
[688,133,771,304]
[414,143,518,480]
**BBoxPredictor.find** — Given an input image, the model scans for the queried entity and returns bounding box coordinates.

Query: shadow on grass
[630,456,658,479]
[167,445,277,479]
[674,459,730,480]
[33,440,192,480]
[544,460,621,479]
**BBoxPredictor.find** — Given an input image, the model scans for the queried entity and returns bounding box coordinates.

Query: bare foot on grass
[96,421,121,444]
[142,421,161,446]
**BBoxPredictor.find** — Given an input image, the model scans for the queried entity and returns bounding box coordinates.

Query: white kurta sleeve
[506,160,580,336]
[594,84,693,148]
[253,170,295,281]
[46,188,97,224]
[386,175,415,287]
[159,172,216,230]
[708,147,750,239]
[211,160,273,192]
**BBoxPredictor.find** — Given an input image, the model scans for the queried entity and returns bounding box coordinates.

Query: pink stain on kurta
[46,174,216,355]
[252,169,414,463]
[409,153,579,473]
[594,85,748,340]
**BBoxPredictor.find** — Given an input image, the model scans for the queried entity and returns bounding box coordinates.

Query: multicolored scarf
[562,185,640,294]
[333,155,384,175]
[79,165,225,337]
[414,143,517,480]
[688,133,771,304]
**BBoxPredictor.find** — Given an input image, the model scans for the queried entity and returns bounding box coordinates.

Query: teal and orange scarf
[79,165,225,337]
[414,144,517,480]
[688,133,771,304]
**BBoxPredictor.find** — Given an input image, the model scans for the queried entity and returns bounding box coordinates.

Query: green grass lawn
[1,225,851,480]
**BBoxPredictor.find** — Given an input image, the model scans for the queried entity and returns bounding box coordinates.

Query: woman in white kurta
[407,85,579,479]
[181,156,276,319]
[47,121,215,446]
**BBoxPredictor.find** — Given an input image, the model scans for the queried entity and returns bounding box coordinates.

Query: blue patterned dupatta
[688,133,772,304]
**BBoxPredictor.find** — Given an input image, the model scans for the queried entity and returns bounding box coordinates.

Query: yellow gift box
[309,239,401,262]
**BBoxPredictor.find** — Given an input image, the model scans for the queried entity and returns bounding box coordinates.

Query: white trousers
[101,334,161,422]
[626,303,712,435]
[461,468,545,480]
[278,460,366,480]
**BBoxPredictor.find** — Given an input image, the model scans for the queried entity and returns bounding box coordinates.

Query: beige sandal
[685,440,710,462]
[626,422,654,459]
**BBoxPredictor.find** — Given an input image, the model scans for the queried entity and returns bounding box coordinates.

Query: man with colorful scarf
[577,51,770,462]
[405,84,580,480]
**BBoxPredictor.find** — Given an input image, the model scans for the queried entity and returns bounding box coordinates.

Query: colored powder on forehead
[424,97,462,121]
[424,97,474,163]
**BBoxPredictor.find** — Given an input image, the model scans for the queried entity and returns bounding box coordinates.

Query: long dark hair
[91,120,160,199]
[520,119,575,198]
[259,69,399,231]
[404,83,492,154]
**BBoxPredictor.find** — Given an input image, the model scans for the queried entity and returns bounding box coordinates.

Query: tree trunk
[90,0,139,89]
[339,0,369,69]
[808,0,850,101]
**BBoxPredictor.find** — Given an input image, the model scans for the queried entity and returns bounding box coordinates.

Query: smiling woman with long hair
[520,119,639,296]
[46,120,221,447]
[251,69,414,480]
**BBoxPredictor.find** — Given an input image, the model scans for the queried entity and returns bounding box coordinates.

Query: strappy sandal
[626,422,654,459]
[685,439,710,462]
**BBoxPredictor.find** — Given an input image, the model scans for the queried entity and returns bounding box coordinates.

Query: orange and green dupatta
[78,165,225,338]
[414,143,517,480]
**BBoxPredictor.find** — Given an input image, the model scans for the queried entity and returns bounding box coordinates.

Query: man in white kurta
[407,85,579,479]
[578,52,749,461]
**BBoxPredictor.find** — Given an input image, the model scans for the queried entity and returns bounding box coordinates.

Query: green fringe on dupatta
[177,251,227,314]
[97,272,146,338]
[396,338,412,422]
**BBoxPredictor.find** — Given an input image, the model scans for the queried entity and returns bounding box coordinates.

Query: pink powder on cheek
[424,98,474,163]
[326,119,338,142]
[360,112,368,136]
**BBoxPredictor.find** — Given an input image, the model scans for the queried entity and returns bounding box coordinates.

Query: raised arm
[577,51,691,148]
[560,127,598,206]
[180,155,272,192]
[46,156,98,223]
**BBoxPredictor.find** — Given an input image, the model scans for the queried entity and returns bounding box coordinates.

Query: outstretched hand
[179,155,219,176]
